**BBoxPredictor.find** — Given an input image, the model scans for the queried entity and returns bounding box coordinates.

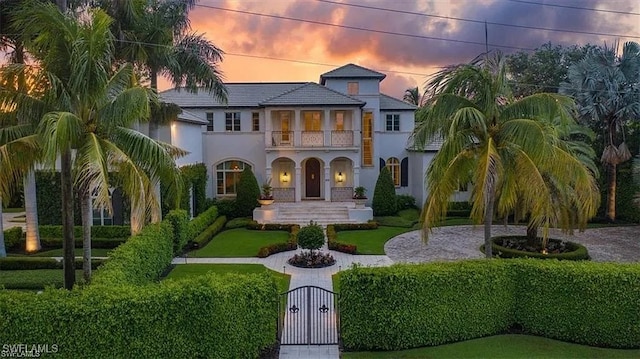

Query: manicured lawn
[8,248,112,257]
[164,264,290,293]
[4,207,25,213]
[0,269,84,290]
[190,228,289,257]
[342,334,640,358]
[336,226,413,254]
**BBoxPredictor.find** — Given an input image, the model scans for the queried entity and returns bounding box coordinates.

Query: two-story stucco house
[160,64,443,223]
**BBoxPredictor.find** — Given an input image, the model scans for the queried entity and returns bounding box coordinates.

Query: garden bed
[490,236,590,260]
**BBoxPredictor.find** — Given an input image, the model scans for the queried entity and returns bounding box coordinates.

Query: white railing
[331,187,353,202]
[271,131,294,147]
[301,131,324,147]
[274,187,295,202]
[331,130,353,146]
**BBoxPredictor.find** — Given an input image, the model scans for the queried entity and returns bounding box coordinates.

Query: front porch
[253,201,372,226]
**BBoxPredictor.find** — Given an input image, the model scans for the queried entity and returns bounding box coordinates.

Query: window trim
[225,112,241,132]
[386,157,401,187]
[206,112,214,132]
[385,114,400,132]
[215,160,252,196]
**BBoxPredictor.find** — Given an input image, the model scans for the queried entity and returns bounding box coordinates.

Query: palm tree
[0,0,42,253]
[10,2,184,286]
[560,41,640,222]
[412,53,599,258]
[403,86,423,106]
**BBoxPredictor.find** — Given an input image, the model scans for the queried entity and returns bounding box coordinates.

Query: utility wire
[194,3,535,51]
[504,0,640,16]
[316,0,640,40]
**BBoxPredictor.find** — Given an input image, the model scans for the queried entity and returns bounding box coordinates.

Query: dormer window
[347,82,359,95]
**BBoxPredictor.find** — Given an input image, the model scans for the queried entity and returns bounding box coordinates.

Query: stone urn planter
[353,186,367,209]
[353,198,367,209]
[257,198,274,207]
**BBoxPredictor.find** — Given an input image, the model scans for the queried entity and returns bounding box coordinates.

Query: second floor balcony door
[305,158,321,198]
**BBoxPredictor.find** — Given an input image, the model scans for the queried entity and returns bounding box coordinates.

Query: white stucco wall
[171,121,203,166]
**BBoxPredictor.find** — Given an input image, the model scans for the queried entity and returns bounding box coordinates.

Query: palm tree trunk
[56,0,67,11]
[606,163,617,222]
[0,198,6,258]
[484,188,495,258]
[149,69,162,222]
[23,170,41,252]
[80,188,92,283]
[61,149,75,290]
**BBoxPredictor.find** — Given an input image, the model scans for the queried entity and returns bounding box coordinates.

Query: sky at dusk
[166,0,640,98]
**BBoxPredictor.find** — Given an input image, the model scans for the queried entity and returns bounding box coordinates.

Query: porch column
[324,109,331,146]
[294,110,301,147]
[324,165,331,202]
[295,166,302,202]
[353,166,360,188]
[265,167,272,184]
[265,109,272,147]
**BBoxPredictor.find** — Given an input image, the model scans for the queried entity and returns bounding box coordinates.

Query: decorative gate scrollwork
[278,286,339,345]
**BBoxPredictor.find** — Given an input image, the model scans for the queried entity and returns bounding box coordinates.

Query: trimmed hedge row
[165,209,190,253]
[256,225,299,258]
[0,273,278,358]
[192,216,227,249]
[38,237,127,250]
[0,257,105,270]
[340,260,640,351]
[91,221,175,286]
[39,225,131,239]
[327,222,379,254]
[2,227,23,251]
[188,205,219,239]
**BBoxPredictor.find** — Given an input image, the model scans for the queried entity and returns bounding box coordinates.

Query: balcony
[301,131,324,147]
[331,130,353,146]
[271,131,293,147]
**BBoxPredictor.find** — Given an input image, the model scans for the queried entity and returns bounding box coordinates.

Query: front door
[305,158,321,198]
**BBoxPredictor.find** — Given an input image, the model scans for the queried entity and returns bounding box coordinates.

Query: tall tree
[10,2,184,285]
[413,52,599,257]
[403,86,423,106]
[560,41,640,222]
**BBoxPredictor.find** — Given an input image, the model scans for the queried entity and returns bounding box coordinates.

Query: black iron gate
[278,286,340,345]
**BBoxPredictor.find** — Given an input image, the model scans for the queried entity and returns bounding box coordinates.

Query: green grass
[337,226,413,255]
[0,269,84,290]
[3,207,25,213]
[164,264,290,293]
[8,248,112,257]
[342,334,640,358]
[190,228,289,257]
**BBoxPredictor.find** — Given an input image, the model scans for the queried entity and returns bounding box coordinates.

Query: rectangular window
[303,111,322,131]
[225,112,240,132]
[385,114,400,131]
[347,82,359,95]
[335,111,344,131]
[362,111,373,166]
[252,112,260,131]
[206,112,214,131]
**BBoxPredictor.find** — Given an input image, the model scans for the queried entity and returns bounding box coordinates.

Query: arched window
[386,157,400,187]
[216,160,252,195]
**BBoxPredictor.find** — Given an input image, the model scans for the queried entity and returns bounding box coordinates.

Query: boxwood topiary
[297,221,325,252]
[235,168,260,218]
[372,167,397,216]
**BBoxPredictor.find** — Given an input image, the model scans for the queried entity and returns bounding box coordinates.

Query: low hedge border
[0,273,278,358]
[256,224,300,258]
[225,217,254,229]
[38,237,127,250]
[340,260,640,351]
[327,222,379,254]
[3,227,23,251]
[0,257,106,270]
[488,236,590,260]
[191,216,227,249]
[165,209,190,253]
[188,205,219,239]
[39,225,130,239]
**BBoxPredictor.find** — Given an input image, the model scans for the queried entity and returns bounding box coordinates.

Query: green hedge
[225,217,253,229]
[3,227,23,251]
[256,225,299,258]
[164,209,190,253]
[192,216,227,248]
[0,257,105,270]
[91,221,174,286]
[327,225,356,254]
[39,237,126,250]
[38,225,130,239]
[188,205,219,240]
[0,273,278,358]
[340,260,640,351]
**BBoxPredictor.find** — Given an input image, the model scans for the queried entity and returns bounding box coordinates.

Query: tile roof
[379,94,417,111]
[259,82,365,107]
[176,110,207,125]
[159,83,305,107]
[320,63,386,84]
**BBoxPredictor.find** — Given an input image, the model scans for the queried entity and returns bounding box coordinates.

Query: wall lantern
[282,171,289,183]
[337,171,344,183]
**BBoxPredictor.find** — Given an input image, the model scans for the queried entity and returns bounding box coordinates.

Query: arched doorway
[305,158,321,198]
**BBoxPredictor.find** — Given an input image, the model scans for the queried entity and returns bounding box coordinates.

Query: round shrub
[489,236,590,260]
[297,221,325,251]
[372,167,397,216]
[234,168,260,218]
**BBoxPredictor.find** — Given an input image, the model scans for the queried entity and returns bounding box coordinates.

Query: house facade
[161,64,443,211]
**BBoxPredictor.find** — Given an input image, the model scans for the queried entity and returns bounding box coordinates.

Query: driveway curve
[384,225,640,263]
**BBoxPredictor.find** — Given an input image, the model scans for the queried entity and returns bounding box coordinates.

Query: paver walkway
[171,224,639,358]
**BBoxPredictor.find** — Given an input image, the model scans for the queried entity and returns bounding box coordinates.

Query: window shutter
[401,157,409,187]
[379,158,386,172]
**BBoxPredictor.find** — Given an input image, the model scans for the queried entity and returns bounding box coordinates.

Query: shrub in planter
[289,221,335,267]
[372,167,397,216]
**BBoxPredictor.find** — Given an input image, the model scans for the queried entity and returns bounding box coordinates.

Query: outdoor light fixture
[337,171,344,182]
[282,171,289,182]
